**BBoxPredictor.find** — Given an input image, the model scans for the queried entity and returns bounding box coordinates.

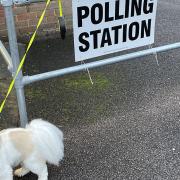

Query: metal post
[3,5,28,127]
[0,40,13,72]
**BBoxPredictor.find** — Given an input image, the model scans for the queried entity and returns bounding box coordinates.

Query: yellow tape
[0,0,51,113]
[58,0,63,17]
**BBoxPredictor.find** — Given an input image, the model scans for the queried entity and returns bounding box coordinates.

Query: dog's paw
[14,167,29,177]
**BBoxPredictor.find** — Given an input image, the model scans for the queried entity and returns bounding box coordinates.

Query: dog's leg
[29,163,48,180]
[14,167,30,177]
[24,159,48,180]
[37,164,48,180]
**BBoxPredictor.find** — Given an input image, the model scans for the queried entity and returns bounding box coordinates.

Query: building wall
[0,0,72,39]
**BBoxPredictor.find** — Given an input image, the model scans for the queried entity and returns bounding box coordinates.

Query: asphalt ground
[1,0,180,179]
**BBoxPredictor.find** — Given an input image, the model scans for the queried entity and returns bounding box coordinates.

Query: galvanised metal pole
[0,40,13,72]
[3,3,28,127]
[23,42,180,86]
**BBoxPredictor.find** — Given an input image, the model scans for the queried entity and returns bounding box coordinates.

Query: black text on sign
[72,0,158,62]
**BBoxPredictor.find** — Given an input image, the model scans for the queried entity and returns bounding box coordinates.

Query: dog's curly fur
[0,119,64,180]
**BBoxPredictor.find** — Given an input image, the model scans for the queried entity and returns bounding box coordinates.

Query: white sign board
[72,0,158,62]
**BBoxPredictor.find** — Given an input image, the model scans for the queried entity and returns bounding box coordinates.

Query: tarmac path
[1,0,180,179]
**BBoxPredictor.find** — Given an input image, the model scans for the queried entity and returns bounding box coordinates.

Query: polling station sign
[72,0,158,62]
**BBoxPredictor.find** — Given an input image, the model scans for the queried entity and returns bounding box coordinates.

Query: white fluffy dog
[0,119,64,180]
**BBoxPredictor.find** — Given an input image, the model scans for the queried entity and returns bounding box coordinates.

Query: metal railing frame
[1,0,180,127]
[0,40,13,72]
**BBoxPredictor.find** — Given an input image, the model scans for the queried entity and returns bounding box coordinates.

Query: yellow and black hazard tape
[0,0,51,113]
[58,0,66,39]
[58,0,63,17]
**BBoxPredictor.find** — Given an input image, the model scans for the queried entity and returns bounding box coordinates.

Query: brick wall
[0,0,72,39]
